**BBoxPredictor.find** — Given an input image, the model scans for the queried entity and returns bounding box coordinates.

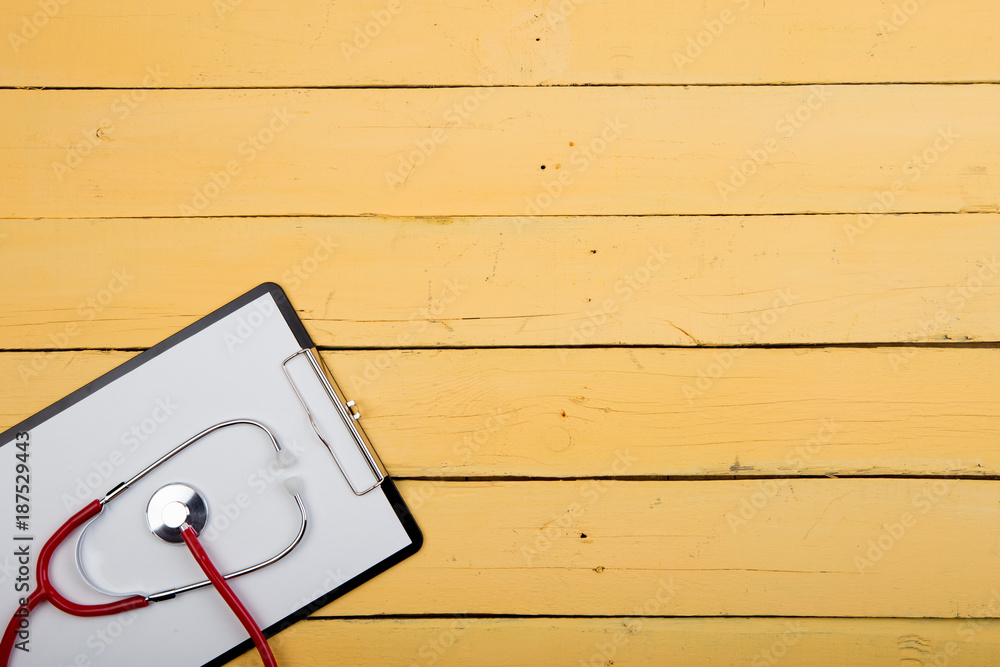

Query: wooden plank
[4,347,1000,479]
[333,346,1000,479]
[2,215,1000,349]
[1,86,997,218]
[227,617,1000,667]
[0,350,129,429]
[3,1,999,87]
[309,479,996,617]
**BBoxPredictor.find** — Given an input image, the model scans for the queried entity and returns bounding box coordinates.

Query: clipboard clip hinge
[282,348,386,496]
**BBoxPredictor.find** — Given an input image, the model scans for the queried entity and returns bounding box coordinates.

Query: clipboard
[0,283,422,666]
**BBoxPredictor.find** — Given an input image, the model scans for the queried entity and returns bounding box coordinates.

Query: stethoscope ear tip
[283,476,304,496]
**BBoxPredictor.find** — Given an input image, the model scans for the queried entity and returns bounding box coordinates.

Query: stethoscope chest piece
[147,483,209,544]
[1,419,308,667]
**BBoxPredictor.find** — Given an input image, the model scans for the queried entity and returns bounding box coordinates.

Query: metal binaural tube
[102,419,282,505]
[146,490,307,602]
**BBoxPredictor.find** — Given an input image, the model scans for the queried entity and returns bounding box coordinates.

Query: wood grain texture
[5,347,1000,479]
[228,617,1000,667]
[3,215,1000,349]
[292,479,999,617]
[1,86,998,218]
[3,0,999,87]
[2,0,998,662]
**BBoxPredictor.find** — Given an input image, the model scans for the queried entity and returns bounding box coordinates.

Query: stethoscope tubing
[0,419,307,666]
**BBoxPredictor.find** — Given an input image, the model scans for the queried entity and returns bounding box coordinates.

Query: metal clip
[282,348,386,495]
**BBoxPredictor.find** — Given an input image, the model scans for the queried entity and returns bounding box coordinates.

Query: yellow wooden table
[2,1,1000,664]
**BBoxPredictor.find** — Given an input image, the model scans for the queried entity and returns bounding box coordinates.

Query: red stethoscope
[1,420,307,667]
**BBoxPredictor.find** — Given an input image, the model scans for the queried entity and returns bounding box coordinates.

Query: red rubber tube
[181,525,277,667]
[1,500,148,666]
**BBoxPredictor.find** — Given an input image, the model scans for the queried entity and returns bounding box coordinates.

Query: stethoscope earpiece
[2,419,306,667]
